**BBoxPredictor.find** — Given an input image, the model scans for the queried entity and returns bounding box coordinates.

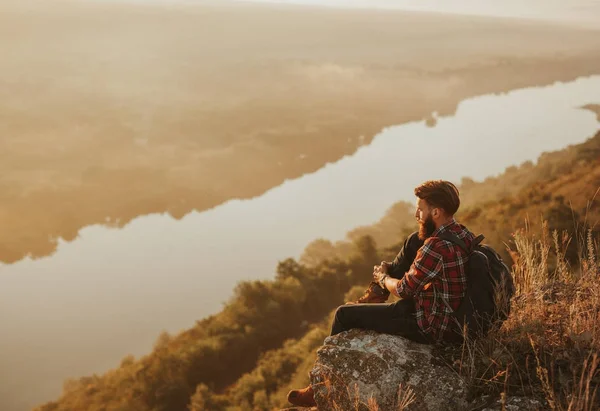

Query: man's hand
[380,261,390,274]
[372,261,390,284]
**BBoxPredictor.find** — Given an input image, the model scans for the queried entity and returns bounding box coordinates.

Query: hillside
[35,125,600,410]
[583,104,600,121]
[337,127,600,259]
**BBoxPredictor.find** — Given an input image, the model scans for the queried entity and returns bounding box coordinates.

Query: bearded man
[287,180,475,407]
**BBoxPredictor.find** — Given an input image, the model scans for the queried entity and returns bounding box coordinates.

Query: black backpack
[437,232,515,339]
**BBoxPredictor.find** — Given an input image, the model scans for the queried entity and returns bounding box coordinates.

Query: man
[287,180,475,407]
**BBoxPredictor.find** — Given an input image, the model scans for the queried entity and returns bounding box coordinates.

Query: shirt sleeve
[387,231,424,278]
[397,238,443,298]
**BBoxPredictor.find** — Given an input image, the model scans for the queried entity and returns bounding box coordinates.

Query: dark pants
[330,298,430,344]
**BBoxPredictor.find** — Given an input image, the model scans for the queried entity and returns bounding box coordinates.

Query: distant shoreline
[2,3,600,410]
[583,104,600,121]
[1,0,600,265]
[64,0,600,30]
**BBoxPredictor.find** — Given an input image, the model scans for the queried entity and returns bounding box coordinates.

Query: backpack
[437,232,515,339]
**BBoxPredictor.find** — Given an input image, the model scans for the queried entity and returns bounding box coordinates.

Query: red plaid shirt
[397,219,474,341]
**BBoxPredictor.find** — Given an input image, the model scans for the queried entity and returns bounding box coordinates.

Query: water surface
[1,76,599,410]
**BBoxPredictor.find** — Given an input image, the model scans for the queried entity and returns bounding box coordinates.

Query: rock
[309,329,468,411]
[481,396,545,411]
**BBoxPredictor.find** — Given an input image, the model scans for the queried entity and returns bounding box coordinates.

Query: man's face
[415,198,436,240]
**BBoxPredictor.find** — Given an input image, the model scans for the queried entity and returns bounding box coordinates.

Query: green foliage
[36,131,600,411]
[189,384,227,411]
[226,325,329,410]
[299,238,338,267]
[35,235,380,411]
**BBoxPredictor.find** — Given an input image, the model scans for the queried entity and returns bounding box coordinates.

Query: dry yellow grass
[326,382,415,411]
[324,218,599,410]
[451,220,599,410]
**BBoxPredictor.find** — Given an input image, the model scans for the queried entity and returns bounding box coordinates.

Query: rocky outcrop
[308,330,468,410]
[481,396,544,411]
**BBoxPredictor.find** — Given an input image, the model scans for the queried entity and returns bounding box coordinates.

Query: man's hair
[414,180,460,216]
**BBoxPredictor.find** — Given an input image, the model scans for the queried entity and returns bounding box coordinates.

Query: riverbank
[1,0,600,263]
[31,128,600,410]
[2,2,600,410]
[2,76,599,411]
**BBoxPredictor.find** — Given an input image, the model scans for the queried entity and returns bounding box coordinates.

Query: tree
[300,238,336,267]
[189,384,223,411]
[275,258,304,281]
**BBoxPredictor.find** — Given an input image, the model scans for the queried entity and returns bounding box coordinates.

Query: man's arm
[377,238,443,298]
[396,239,443,298]
[385,231,424,278]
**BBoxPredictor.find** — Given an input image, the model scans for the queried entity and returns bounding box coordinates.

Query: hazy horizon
[75,0,600,27]
[2,0,600,409]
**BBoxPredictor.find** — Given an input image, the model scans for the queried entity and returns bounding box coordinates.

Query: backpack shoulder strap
[472,234,485,247]
[437,232,469,253]
[437,232,485,253]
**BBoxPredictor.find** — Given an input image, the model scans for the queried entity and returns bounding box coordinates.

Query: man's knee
[334,305,347,320]
[330,305,351,336]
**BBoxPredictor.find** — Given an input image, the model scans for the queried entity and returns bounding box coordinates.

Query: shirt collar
[431,218,457,237]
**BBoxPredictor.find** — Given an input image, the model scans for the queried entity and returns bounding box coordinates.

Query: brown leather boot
[287,385,316,407]
[347,281,390,304]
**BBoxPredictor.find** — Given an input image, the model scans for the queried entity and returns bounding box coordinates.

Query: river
[0,76,599,410]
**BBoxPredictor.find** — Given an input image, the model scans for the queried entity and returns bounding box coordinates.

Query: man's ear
[432,208,439,219]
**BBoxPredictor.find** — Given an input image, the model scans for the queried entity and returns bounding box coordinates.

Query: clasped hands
[372,261,390,287]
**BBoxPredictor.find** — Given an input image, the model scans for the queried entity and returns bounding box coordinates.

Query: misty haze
[0,1,599,410]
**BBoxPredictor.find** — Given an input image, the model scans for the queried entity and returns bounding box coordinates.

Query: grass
[446,221,599,410]
[325,382,416,411]
[316,219,599,410]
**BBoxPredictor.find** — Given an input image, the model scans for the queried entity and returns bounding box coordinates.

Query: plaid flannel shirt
[397,219,475,341]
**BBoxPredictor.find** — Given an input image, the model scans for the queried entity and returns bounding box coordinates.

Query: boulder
[309,329,468,410]
[481,396,545,411]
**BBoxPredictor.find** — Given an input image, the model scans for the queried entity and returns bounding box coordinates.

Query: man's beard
[418,215,436,240]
